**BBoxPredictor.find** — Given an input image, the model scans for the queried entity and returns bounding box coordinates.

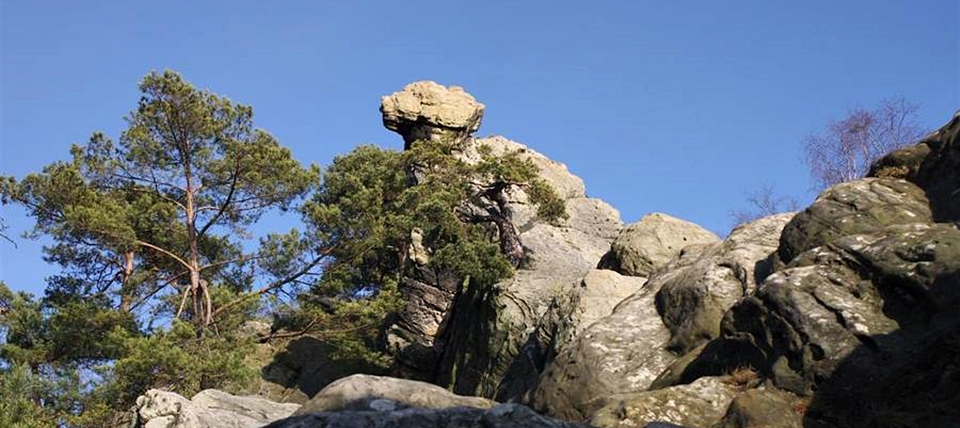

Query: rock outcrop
[590,377,739,428]
[777,178,931,264]
[598,213,720,277]
[128,389,299,428]
[531,213,791,421]
[645,112,960,427]
[245,88,960,428]
[380,81,485,149]
[654,213,794,354]
[379,82,627,402]
[532,273,673,421]
[869,110,960,221]
[294,374,496,415]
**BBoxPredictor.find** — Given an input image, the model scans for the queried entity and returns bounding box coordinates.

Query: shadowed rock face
[870,110,960,222]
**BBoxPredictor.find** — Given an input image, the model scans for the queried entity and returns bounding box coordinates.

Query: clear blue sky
[1,1,957,295]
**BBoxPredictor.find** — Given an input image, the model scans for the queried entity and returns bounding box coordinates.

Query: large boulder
[599,213,719,277]
[654,213,794,354]
[715,387,804,428]
[590,377,739,428]
[531,272,676,421]
[265,403,586,428]
[869,110,960,221]
[777,178,931,264]
[380,81,485,148]
[667,222,960,426]
[131,389,299,428]
[294,374,496,415]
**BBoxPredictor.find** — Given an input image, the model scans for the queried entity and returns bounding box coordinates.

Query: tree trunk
[184,159,209,327]
[118,251,135,313]
[486,186,524,267]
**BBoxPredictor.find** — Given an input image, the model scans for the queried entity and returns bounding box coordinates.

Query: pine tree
[3,71,321,328]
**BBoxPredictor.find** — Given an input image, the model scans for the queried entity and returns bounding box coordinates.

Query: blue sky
[1,1,957,295]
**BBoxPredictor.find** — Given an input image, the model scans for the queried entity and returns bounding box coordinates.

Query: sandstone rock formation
[869,110,960,221]
[128,389,299,428]
[294,374,496,415]
[532,274,674,421]
[654,213,794,354]
[598,212,720,277]
[646,111,960,427]
[379,81,627,403]
[531,213,791,421]
[380,81,485,149]
[777,178,931,264]
[590,377,739,428]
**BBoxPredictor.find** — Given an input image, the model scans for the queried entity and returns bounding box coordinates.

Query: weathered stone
[134,389,299,428]
[266,403,587,428]
[532,278,675,421]
[777,178,931,264]
[590,377,738,428]
[294,374,495,415]
[671,223,960,401]
[598,213,719,277]
[654,213,794,354]
[870,110,960,221]
[715,387,804,428]
[380,81,485,148]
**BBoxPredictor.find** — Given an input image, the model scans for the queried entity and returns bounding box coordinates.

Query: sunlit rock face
[598,212,720,277]
[380,81,485,149]
[127,389,300,428]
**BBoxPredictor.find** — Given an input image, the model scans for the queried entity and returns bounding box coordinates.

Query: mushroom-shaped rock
[380,81,485,148]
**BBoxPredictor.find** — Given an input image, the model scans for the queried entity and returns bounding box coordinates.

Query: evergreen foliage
[0,70,566,425]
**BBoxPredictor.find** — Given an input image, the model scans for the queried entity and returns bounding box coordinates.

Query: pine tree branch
[211,246,332,319]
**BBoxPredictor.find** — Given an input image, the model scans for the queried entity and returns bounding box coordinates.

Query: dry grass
[721,366,760,389]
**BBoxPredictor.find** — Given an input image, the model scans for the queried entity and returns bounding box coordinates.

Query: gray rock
[654,213,794,354]
[715,387,804,428]
[433,196,624,400]
[134,389,299,428]
[777,178,931,264]
[265,403,587,428]
[674,222,960,404]
[599,213,720,277]
[532,277,675,421]
[294,374,496,416]
[380,81,485,148]
[590,377,738,428]
[869,110,960,222]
